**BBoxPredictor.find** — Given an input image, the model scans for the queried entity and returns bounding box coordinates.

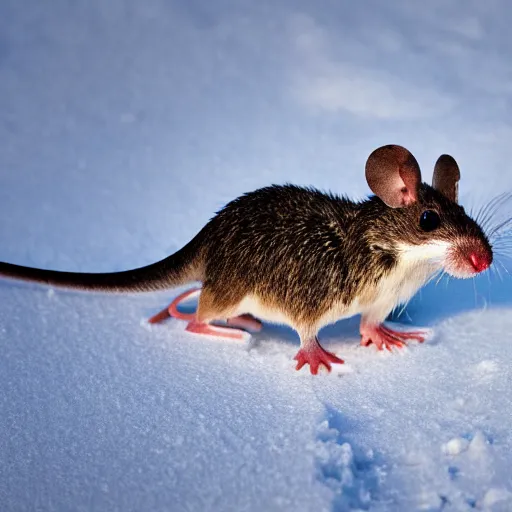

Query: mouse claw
[360,322,431,351]
[294,338,344,375]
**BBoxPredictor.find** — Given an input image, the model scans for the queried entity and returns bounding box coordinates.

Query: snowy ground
[1,1,512,511]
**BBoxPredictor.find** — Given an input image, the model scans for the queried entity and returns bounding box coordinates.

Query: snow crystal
[442,437,470,456]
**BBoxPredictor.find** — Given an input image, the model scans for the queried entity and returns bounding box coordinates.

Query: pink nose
[469,252,491,273]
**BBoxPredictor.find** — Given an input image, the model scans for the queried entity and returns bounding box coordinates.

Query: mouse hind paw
[148,288,201,324]
[148,287,257,342]
[185,321,250,342]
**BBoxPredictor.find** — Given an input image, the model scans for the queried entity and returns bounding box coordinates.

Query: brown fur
[0,145,491,347]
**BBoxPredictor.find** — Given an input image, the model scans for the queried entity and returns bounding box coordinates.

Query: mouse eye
[419,210,440,231]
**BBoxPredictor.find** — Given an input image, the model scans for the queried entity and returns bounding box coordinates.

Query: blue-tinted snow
[1,1,512,511]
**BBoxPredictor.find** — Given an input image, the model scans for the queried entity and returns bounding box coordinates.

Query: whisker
[492,249,512,263]
[394,302,408,320]
[497,259,511,277]
[491,236,512,249]
[483,198,512,245]
[475,195,497,226]
[393,268,443,320]
[492,239,512,248]
[489,216,512,239]
[474,193,512,244]
[476,193,502,228]
[495,250,512,262]
[493,260,504,283]
[426,268,442,286]
[479,192,512,233]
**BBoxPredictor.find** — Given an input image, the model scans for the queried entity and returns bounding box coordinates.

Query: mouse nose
[469,251,491,273]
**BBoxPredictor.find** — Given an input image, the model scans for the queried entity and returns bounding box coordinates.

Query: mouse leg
[360,319,430,351]
[294,334,344,375]
[149,287,257,341]
[148,288,261,332]
[190,286,257,341]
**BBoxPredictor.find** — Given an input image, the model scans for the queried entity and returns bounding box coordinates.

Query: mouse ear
[365,145,421,208]
[432,154,460,203]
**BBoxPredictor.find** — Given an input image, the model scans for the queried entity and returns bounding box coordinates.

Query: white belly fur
[233,241,449,331]
[355,241,449,324]
[234,295,294,326]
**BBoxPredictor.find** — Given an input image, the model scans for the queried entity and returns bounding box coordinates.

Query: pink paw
[360,323,430,351]
[294,339,344,375]
[148,288,200,324]
[185,321,250,342]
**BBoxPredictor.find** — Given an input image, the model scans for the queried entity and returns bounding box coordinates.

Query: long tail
[0,233,204,293]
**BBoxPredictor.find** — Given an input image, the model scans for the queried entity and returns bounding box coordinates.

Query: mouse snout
[460,239,493,275]
[446,238,493,278]
[469,250,491,273]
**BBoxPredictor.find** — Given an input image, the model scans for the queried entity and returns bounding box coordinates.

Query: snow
[1,1,512,511]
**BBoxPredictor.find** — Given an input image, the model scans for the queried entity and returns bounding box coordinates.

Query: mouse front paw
[294,337,344,375]
[360,322,432,351]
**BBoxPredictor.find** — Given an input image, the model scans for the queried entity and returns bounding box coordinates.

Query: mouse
[0,145,492,374]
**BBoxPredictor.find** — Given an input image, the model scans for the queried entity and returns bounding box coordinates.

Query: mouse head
[365,144,492,278]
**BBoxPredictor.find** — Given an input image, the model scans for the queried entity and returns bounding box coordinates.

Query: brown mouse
[0,145,492,374]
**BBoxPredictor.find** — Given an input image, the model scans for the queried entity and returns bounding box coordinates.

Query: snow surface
[1,1,512,511]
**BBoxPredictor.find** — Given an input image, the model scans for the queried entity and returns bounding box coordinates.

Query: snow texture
[1,1,512,511]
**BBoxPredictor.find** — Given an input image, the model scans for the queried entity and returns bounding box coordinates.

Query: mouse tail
[0,232,205,293]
